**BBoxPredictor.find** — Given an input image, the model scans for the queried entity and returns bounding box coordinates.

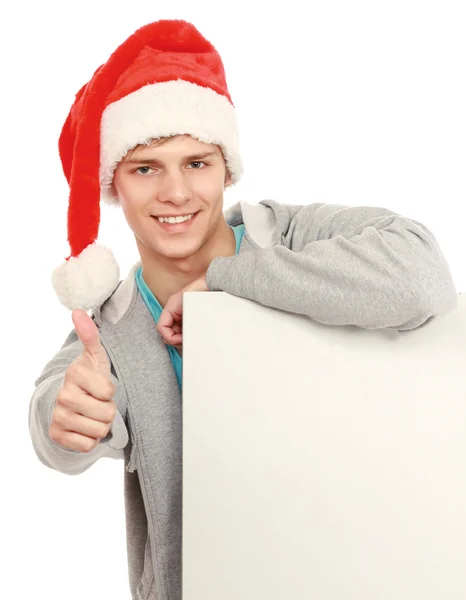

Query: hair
[124,135,183,160]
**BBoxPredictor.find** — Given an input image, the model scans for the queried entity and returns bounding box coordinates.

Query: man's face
[113,135,232,261]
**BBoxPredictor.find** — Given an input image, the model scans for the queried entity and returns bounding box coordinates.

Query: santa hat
[52,19,243,311]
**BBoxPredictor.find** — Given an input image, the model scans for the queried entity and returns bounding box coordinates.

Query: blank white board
[183,292,466,600]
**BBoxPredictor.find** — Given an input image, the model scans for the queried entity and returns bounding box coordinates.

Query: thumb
[72,308,110,375]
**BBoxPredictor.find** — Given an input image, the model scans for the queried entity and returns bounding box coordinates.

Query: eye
[135,166,155,175]
[188,161,207,169]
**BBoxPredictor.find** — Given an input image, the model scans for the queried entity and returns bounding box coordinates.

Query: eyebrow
[125,151,218,165]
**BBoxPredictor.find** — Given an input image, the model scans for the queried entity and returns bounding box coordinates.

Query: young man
[28,19,457,600]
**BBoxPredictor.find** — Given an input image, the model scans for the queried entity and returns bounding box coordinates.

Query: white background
[1,0,464,598]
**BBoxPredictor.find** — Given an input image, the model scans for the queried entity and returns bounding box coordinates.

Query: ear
[109,183,120,203]
[224,171,233,188]
[110,166,121,200]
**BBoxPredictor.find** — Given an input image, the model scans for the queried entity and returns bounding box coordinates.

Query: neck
[139,218,236,307]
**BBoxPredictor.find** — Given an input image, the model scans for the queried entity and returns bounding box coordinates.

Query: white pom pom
[52,243,120,311]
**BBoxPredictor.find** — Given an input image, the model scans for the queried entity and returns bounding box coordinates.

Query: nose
[156,170,193,206]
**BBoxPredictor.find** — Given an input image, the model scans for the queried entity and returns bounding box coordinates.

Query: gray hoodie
[28,198,458,599]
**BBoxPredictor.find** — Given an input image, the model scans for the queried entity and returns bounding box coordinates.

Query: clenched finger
[56,388,117,423]
[65,362,116,401]
[53,407,112,439]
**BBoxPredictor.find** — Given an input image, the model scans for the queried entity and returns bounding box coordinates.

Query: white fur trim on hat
[52,243,120,311]
[99,79,243,206]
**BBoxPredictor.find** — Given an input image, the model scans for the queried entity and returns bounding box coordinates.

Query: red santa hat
[52,19,243,311]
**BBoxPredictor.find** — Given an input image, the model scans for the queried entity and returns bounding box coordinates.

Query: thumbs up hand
[48,309,118,453]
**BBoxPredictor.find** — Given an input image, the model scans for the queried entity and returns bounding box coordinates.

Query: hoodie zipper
[135,449,164,600]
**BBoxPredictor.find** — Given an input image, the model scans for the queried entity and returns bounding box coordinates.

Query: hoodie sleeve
[206,201,458,331]
[28,328,129,476]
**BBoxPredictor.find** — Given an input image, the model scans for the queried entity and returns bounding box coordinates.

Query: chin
[153,239,203,259]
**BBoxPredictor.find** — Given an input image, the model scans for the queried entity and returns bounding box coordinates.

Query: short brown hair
[124,135,183,160]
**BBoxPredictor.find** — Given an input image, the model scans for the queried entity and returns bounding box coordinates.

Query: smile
[152,211,200,232]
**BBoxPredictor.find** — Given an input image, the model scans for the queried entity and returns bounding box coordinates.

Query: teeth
[157,213,194,224]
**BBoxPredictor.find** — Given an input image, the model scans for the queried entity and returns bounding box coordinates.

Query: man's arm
[206,201,457,330]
